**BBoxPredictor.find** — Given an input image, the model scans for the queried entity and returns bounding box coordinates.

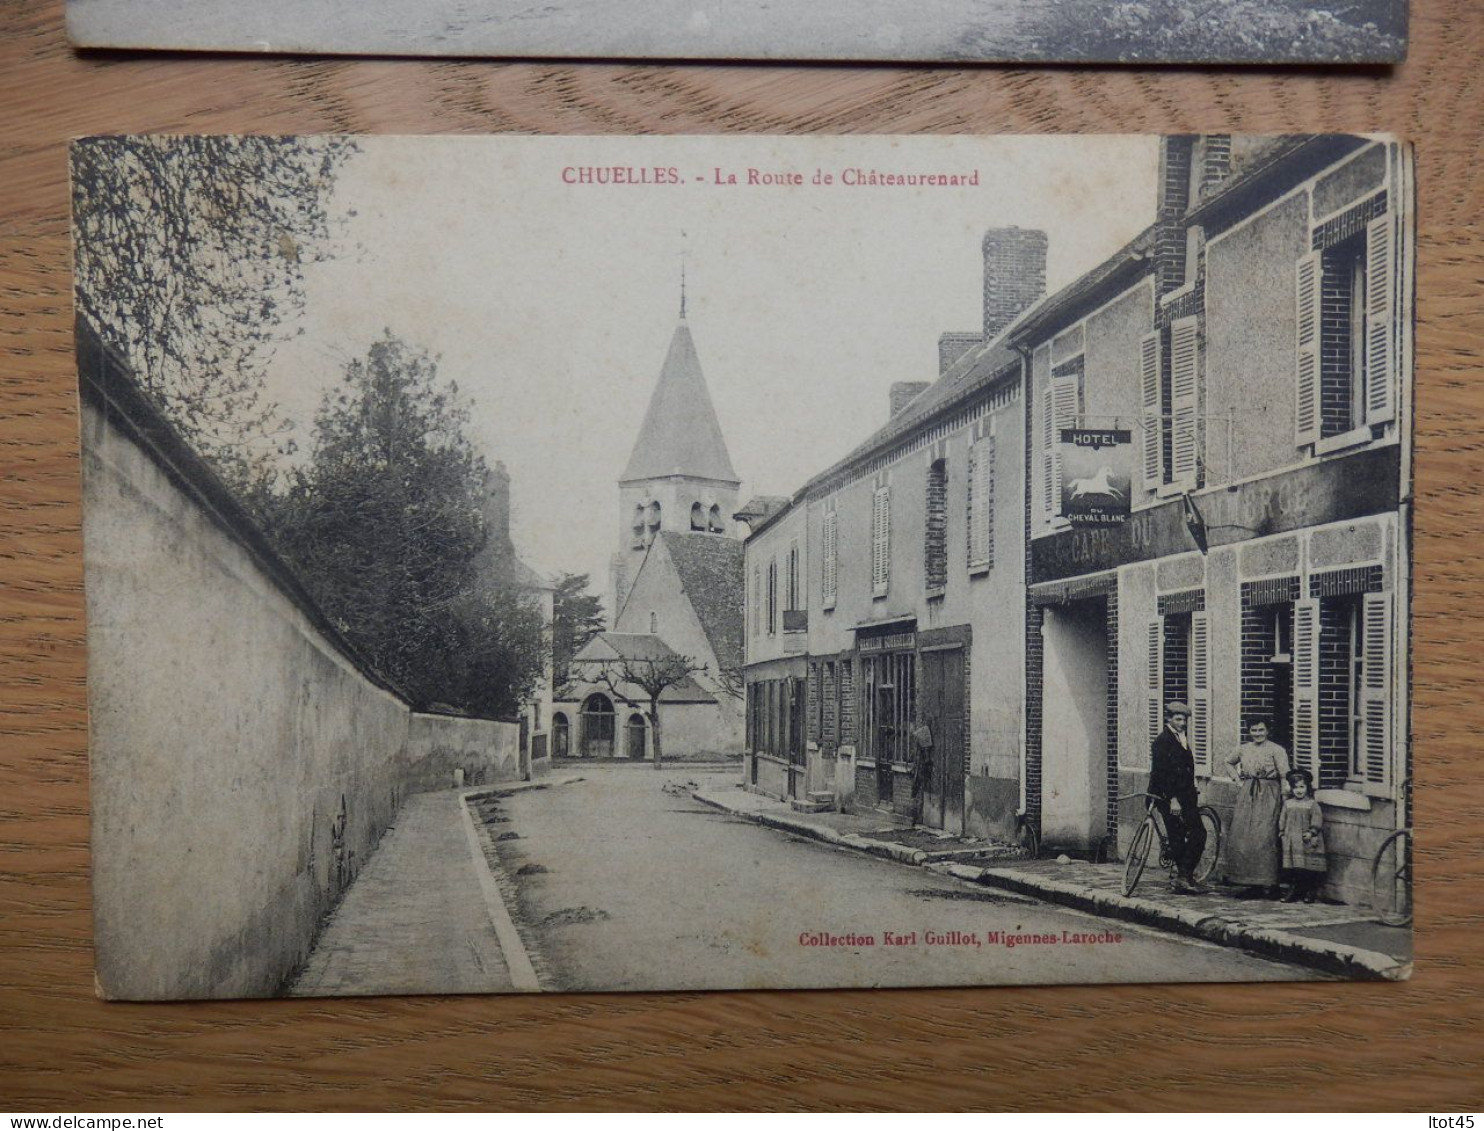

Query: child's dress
[1279,796,1326,872]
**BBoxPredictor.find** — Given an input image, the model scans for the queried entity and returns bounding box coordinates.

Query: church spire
[620,315,738,486]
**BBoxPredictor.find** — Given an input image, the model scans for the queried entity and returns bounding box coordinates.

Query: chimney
[1197,134,1233,202]
[938,331,981,375]
[1155,136,1196,296]
[981,227,1048,340]
[890,381,931,419]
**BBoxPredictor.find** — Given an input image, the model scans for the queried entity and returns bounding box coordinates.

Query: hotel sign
[1060,428,1132,527]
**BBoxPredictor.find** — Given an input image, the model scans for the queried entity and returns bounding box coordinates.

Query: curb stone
[697,789,1408,982]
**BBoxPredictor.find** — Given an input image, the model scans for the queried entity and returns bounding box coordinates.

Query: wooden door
[920,647,966,833]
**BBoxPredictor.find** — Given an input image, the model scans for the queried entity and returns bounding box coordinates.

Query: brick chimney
[1197,134,1233,203]
[890,381,931,419]
[1155,136,1196,296]
[938,331,981,375]
[981,227,1048,340]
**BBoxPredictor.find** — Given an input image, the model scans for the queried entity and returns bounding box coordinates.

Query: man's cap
[1164,701,1192,717]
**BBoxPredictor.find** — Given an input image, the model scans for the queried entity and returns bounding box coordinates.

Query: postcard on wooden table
[74,134,1414,1001]
[65,0,1408,63]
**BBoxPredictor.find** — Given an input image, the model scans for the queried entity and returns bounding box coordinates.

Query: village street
[291,763,1328,997]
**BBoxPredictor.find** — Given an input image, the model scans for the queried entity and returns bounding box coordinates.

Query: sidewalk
[693,783,1411,982]
[288,788,523,997]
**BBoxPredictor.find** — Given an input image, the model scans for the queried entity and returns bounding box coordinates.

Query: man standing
[1148,701,1208,894]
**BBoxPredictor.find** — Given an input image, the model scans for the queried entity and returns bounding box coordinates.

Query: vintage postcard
[75,134,1413,1001]
[65,0,1409,63]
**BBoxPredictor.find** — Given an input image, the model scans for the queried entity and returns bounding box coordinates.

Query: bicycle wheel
[1194,806,1223,885]
[1372,828,1412,927]
[1122,817,1155,896]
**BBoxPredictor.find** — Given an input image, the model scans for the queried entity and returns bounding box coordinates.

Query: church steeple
[619,319,738,486]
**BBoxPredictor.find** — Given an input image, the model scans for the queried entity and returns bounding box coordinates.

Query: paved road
[485,763,1323,992]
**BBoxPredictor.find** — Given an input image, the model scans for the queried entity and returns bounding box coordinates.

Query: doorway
[1040,599,1111,852]
[920,646,966,834]
[580,693,615,758]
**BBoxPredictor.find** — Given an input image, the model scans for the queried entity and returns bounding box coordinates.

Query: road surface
[478,763,1324,992]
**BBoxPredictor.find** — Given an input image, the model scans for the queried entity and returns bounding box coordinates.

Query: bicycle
[1121,792,1222,897]
[1371,776,1412,927]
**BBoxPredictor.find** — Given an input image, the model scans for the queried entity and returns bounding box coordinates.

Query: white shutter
[1295,252,1322,448]
[980,435,995,568]
[822,512,837,610]
[1050,377,1079,517]
[871,487,890,593]
[1169,317,1200,487]
[1293,598,1320,777]
[1147,618,1164,752]
[966,442,980,566]
[1139,331,1162,491]
[1359,591,1393,787]
[1190,610,1210,772]
[1041,378,1056,519]
[1365,214,1397,426]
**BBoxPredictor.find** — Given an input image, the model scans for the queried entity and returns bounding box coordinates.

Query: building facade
[742,228,1046,838]
[1019,136,1412,903]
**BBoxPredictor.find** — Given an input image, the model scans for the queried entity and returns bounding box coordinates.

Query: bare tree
[590,653,708,770]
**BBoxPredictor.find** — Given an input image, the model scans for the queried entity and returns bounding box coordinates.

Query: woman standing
[1224,719,1290,898]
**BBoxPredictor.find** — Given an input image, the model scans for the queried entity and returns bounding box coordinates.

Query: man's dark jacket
[1149,727,1197,801]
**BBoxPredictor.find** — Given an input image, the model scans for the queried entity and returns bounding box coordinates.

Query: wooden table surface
[2,0,1481,1112]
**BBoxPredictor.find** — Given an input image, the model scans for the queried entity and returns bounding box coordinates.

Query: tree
[590,652,708,770]
[262,332,546,716]
[552,573,606,697]
[71,135,358,484]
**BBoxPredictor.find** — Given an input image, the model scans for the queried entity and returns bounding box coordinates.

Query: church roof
[659,531,744,675]
[620,320,739,486]
[570,631,713,701]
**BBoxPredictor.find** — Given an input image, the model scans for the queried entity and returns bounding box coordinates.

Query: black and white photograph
[74,134,1414,1002]
[65,0,1410,63]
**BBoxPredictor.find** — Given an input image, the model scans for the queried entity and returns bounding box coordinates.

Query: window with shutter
[871,486,890,596]
[1139,332,1162,492]
[1147,618,1163,752]
[1295,252,1321,448]
[1169,317,1200,487]
[1292,598,1320,776]
[967,434,995,571]
[1358,591,1393,787]
[1190,610,1210,771]
[821,510,838,611]
[1364,214,1396,426]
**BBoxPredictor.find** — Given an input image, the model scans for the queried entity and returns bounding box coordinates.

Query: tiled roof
[620,320,739,485]
[659,531,744,673]
[571,632,712,701]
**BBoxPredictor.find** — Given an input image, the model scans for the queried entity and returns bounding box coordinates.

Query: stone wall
[80,326,521,1000]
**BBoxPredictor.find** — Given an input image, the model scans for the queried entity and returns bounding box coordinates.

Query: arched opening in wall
[552,712,570,758]
[580,693,615,758]
[632,504,646,549]
[650,611,658,633]
[691,502,707,531]
[709,504,725,533]
[626,713,647,761]
[647,500,662,537]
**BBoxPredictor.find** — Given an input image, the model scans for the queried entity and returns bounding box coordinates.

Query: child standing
[1280,768,1327,903]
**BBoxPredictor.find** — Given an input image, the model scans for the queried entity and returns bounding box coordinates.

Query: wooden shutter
[871,486,890,593]
[1050,376,1079,517]
[1292,598,1320,777]
[1147,618,1164,752]
[1365,214,1397,426]
[1169,317,1200,487]
[1041,378,1056,519]
[1139,331,1162,491]
[1359,591,1393,786]
[1295,252,1322,448]
[1190,610,1210,771]
[968,435,995,569]
[822,511,837,610]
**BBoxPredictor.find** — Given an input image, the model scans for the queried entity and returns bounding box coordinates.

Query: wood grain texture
[2,0,1481,1111]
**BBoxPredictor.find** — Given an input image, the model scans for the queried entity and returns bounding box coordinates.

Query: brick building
[1019,136,1412,903]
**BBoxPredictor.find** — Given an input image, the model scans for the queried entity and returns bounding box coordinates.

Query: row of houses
[740,135,1412,905]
